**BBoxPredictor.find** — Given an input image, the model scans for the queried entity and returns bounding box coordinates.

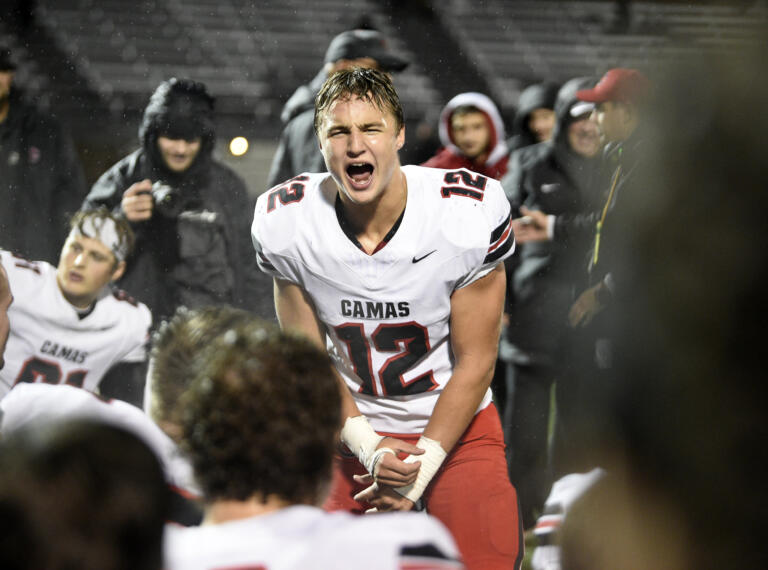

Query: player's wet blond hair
[69,208,134,268]
[314,67,404,135]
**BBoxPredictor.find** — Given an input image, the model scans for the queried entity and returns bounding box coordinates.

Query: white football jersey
[0,250,151,398]
[164,505,464,570]
[531,468,606,570]
[0,382,198,495]
[252,166,514,433]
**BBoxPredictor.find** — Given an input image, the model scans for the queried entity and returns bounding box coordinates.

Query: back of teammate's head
[68,208,135,268]
[180,320,341,506]
[0,419,168,570]
[146,305,254,438]
[314,66,404,134]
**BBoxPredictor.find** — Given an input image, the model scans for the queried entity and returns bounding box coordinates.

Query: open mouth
[346,162,374,190]
[68,272,84,283]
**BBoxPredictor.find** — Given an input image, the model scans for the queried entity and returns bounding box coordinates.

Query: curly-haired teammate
[164,320,464,569]
[253,68,522,568]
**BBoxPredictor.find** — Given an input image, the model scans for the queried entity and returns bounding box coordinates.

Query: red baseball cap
[576,68,650,105]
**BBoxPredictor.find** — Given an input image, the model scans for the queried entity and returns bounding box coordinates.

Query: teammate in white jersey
[0,305,256,527]
[0,209,151,406]
[164,318,463,570]
[252,68,522,569]
[0,381,200,526]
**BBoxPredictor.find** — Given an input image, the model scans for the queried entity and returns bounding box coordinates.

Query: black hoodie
[507,82,560,153]
[83,79,268,322]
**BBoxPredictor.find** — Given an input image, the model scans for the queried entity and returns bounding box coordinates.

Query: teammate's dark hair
[314,67,404,134]
[148,305,254,437]
[180,321,341,505]
[69,208,135,268]
[0,420,168,570]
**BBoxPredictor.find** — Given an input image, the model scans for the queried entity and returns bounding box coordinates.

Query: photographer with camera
[83,78,266,324]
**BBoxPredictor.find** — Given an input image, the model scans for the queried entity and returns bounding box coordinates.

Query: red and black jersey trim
[483,213,514,264]
[167,484,203,526]
[256,251,276,272]
[399,544,464,569]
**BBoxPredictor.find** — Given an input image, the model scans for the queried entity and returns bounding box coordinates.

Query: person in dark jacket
[421,91,509,179]
[507,81,560,154]
[83,78,264,323]
[512,68,651,478]
[499,77,602,528]
[0,46,87,264]
[266,29,408,188]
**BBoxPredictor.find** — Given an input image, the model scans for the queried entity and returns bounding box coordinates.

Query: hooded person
[83,78,266,323]
[266,29,409,188]
[507,81,560,153]
[498,76,604,529]
[421,92,509,179]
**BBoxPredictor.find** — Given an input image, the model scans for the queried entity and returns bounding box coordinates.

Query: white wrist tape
[394,436,447,504]
[369,447,396,478]
[340,416,384,473]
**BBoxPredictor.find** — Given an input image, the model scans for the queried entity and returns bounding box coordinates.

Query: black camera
[151,181,183,218]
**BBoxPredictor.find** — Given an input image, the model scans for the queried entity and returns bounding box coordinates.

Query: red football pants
[323,404,523,570]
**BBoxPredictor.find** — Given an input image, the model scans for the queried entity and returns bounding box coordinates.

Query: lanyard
[592,164,622,267]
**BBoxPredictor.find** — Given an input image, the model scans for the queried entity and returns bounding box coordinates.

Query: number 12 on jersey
[441,170,488,201]
[333,322,437,397]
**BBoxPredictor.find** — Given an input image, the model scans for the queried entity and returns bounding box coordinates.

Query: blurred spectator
[518,44,768,570]
[421,92,510,179]
[164,319,464,569]
[0,209,151,407]
[507,81,560,153]
[0,45,87,264]
[266,29,409,188]
[399,106,441,166]
[83,78,263,323]
[0,419,168,570]
[512,68,651,476]
[499,77,602,528]
[575,47,768,570]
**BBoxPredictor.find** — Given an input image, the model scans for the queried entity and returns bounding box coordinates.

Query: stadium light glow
[229,136,249,156]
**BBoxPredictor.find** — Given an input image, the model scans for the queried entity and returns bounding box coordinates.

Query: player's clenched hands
[352,478,415,513]
[121,179,154,221]
[372,437,423,486]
